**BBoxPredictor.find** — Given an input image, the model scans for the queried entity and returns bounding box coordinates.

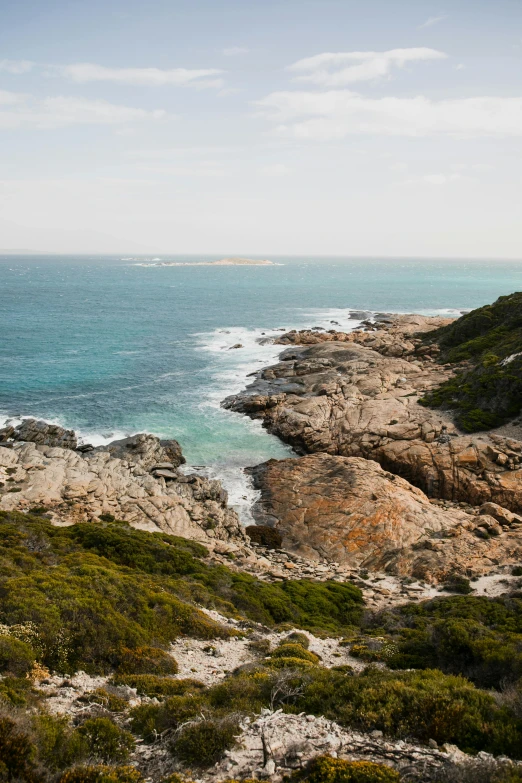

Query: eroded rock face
[250,453,522,581]
[250,454,464,567]
[93,433,185,470]
[0,435,245,547]
[224,316,522,513]
[0,419,77,449]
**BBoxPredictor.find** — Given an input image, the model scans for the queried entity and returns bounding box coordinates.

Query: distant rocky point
[138,257,275,267]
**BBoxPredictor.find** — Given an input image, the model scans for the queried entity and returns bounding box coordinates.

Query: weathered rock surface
[249,454,522,580]
[92,432,185,470]
[224,316,522,513]
[0,435,246,547]
[0,418,77,449]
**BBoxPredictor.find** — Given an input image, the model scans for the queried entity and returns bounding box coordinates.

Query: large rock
[0,419,77,449]
[250,454,469,568]
[224,316,522,513]
[0,435,245,548]
[250,453,522,581]
[94,433,185,470]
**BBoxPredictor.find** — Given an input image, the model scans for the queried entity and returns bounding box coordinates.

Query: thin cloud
[0,59,34,74]
[418,15,448,29]
[0,93,165,130]
[0,89,27,106]
[288,48,447,87]
[259,163,290,177]
[57,63,224,88]
[417,173,464,185]
[256,90,522,138]
[222,47,249,56]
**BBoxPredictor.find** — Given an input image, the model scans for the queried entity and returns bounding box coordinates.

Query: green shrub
[266,655,317,670]
[128,703,163,741]
[0,677,34,707]
[114,646,178,675]
[0,715,40,783]
[171,716,239,767]
[110,675,203,699]
[58,766,144,783]
[443,576,473,594]
[0,635,36,676]
[285,632,310,649]
[371,595,522,689]
[32,713,85,771]
[297,667,522,757]
[77,689,127,713]
[270,643,319,663]
[76,718,135,763]
[248,638,271,656]
[420,293,522,430]
[512,567,522,577]
[294,755,400,783]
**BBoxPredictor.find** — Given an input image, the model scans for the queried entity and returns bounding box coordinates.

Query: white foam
[0,411,134,449]
[187,308,368,522]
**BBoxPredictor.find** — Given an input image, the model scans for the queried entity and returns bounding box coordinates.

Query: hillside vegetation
[420,292,522,431]
[0,510,363,674]
[2,510,522,780]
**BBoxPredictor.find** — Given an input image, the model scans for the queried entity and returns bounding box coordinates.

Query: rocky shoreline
[3,311,522,590]
[223,313,522,583]
[2,308,522,783]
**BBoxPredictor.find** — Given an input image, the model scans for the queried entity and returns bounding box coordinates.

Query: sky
[1,0,522,256]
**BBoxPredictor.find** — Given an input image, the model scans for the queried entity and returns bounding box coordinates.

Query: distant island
[135,257,275,267]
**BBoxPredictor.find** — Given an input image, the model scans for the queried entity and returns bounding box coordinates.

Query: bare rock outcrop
[0,418,77,449]
[224,316,522,513]
[0,435,246,548]
[249,453,522,580]
[92,432,185,470]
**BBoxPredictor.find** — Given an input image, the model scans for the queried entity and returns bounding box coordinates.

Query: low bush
[267,655,317,670]
[294,755,400,783]
[114,646,178,675]
[77,689,127,713]
[285,632,311,649]
[0,715,41,783]
[0,635,36,676]
[369,595,522,689]
[171,716,240,767]
[31,713,86,772]
[0,676,34,707]
[58,766,144,783]
[270,643,320,664]
[76,718,134,764]
[110,675,204,699]
[443,576,473,595]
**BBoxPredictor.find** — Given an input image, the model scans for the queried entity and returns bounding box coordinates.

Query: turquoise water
[1,254,521,515]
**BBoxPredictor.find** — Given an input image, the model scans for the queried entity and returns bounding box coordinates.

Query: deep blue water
[1,254,521,514]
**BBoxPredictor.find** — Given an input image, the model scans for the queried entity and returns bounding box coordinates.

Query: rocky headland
[224,307,522,583]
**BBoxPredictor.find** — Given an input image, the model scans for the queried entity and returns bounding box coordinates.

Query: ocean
[1,254,521,521]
